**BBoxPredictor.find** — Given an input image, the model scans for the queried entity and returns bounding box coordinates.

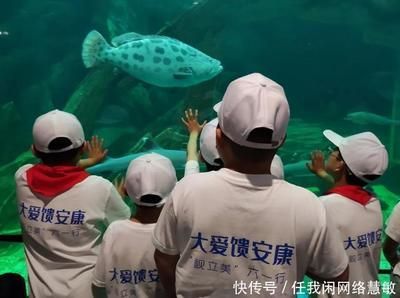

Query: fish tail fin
[82,30,111,68]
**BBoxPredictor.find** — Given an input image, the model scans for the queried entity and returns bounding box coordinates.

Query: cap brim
[323,129,344,147]
[213,101,221,113]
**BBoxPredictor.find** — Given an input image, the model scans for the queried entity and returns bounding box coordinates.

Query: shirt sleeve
[92,224,114,287]
[104,186,130,225]
[386,203,400,243]
[307,204,349,279]
[152,197,180,255]
[184,160,200,177]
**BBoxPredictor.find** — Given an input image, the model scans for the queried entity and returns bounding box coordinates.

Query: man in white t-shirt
[308,130,388,297]
[153,73,349,298]
[15,110,131,298]
[92,153,177,298]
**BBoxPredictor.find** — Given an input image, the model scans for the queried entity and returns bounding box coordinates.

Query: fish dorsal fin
[111,32,144,47]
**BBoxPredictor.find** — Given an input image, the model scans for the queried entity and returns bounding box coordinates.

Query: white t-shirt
[184,155,284,179]
[184,160,200,176]
[153,168,348,298]
[15,164,131,298]
[385,202,400,276]
[319,193,383,298]
[93,219,164,298]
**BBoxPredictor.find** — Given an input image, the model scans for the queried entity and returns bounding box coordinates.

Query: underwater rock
[48,54,86,108]
[0,101,27,164]
[18,82,54,121]
[93,125,137,155]
[64,66,118,135]
[123,83,151,111]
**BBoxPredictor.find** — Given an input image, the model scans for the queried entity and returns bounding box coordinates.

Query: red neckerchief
[26,164,89,199]
[326,185,373,206]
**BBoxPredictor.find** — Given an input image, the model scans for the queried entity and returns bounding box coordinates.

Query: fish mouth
[211,64,223,76]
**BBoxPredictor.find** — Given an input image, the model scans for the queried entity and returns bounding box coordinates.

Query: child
[154,74,348,297]
[15,109,130,298]
[182,108,223,176]
[182,108,284,178]
[92,153,177,298]
[308,129,388,298]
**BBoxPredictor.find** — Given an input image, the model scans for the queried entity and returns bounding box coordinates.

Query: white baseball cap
[271,154,284,179]
[215,73,290,149]
[125,153,177,207]
[323,129,388,183]
[199,118,221,166]
[33,109,85,153]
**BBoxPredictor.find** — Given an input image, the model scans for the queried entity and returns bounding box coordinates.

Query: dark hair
[35,137,83,166]
[204,158,224,171]
[139,194,163,206]
[222,128,276,163]
[336,149,380,186]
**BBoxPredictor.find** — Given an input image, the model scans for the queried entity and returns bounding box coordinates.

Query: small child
[308,129,388,298]
[182,108,223,176]
[15,109,130,298]
[182,107,284,178]
[92,153,177,298]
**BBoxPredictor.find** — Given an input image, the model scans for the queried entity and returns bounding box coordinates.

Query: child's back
[16,110,130,298]
[92,153,177,298]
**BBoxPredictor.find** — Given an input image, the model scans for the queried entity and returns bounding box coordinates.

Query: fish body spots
[176,56,184,62]
[171,45,179,52]
[122,53,129,60]
[155,46,165,54]
[163,58,171,65]
[181,49,187,56]
[153,56,162,63]
[133,53,145,62]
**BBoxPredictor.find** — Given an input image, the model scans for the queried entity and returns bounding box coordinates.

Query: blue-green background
[1,0,399,296]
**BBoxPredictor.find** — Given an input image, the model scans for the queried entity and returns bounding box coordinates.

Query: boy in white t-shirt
[92,153,177,298]
[182,108,284,178]
[153,73,349,298]
[15,110,131,298]
[308,130,388,297]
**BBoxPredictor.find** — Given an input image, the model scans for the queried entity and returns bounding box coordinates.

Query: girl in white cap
[92,153,177,298]
[308,129,389,298]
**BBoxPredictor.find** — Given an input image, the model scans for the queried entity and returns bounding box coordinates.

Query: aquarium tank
[0,0,399,296]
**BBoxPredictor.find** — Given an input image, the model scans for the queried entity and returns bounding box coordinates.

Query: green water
[1,0,400,295]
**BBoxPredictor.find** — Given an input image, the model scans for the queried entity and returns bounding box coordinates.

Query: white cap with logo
[215,73,290,149]
[33,109,85,153]
[125,153,177,207]
[199,118,220,166]
[323,129,388,183]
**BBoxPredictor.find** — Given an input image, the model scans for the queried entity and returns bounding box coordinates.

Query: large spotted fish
[82,30,223,87]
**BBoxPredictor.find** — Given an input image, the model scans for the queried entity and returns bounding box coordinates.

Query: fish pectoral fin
[173,67,193,80]
[111,32,143,46]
